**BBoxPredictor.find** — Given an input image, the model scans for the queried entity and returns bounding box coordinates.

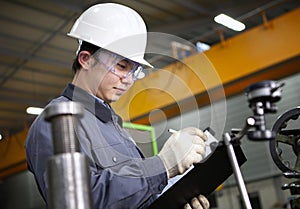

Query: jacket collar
[62,83,123,126]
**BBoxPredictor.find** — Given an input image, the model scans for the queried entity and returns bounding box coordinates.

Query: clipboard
[148,142,247,209]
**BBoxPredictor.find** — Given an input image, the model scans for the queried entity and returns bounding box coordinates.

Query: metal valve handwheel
[269,107,300,173]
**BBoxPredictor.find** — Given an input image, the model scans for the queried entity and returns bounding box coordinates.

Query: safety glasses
[93,49,145,81]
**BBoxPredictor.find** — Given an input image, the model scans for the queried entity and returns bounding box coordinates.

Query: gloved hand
[158,127,207,178]
[184,195,210,209]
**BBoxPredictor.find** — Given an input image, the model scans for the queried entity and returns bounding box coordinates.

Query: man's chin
[110,95,122,103]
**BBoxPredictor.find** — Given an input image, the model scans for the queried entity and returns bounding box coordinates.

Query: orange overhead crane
[112,7,300,124]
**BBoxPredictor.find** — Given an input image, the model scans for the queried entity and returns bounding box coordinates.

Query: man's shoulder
[48,96,69,105]
[26,96,69,137]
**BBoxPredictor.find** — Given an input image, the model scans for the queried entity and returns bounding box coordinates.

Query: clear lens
[94,49,144,81]
[133,66,145,80]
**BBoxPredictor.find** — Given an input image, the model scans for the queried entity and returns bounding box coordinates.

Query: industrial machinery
[269,106,300,209]
[44,102,93,209]
[222,80,284,209]
[226,80,300,209]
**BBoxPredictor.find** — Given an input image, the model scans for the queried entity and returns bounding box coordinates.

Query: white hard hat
[68,3,153,68]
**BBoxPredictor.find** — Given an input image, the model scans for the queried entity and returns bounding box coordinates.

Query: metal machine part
[223,132,253,209]
[269,107,300,173]
[245,80,284,141]
[221,80,283,209]
[44,102,93,209]
[47,153,92,209]
[44,101,84,154]
[268,107,300,209]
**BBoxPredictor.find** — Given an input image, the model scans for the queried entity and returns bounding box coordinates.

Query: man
[25,3,209,209]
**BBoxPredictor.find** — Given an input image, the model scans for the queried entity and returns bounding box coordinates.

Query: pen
[168,128,177,133]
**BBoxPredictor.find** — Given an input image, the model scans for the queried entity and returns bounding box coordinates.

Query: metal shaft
[44,101,93,209]
[224,132,252,209]
[44,102,83,154]
[50,115,79,153]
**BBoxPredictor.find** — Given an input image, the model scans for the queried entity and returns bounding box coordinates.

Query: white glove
[158,127,207,178]
[184,195,210,209]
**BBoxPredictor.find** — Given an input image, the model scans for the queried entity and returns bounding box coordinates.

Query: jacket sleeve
[25,113,54,202]
[89,156,167,209]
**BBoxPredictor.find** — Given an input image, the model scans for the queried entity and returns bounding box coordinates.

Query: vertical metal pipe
[44,102,83,153]
[223,132,252,209]
[44,102,93,209]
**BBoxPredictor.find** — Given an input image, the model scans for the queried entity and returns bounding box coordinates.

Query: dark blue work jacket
[25,84,168,209]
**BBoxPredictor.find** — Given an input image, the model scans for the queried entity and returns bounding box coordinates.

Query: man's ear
[78,51,92,70]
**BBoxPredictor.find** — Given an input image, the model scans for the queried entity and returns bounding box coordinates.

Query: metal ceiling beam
[0,86,58,98]
[0,48,71,69]
[4,76,67,89]
[170,0,210,16]
[0,33,73,55]
[3,0,70,18]
[0,11,77,88]
[236,0,287,21]
[150,16,211,34]
[0,107,24,114]
[41,0,85,13]
[0,14,55,33]
[0,94,46,106]
[0,62,71,78]
[134,0,185,19]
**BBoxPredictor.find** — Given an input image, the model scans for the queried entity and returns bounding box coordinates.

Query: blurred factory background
[0,0,300,209]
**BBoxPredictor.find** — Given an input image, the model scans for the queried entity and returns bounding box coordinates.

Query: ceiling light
[214,13,246,31]
[26,107,44,115]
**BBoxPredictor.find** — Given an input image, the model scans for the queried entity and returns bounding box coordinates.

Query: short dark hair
[72,41,100,73]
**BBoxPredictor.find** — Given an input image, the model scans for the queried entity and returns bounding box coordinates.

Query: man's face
[92,50,140,103]
[95,60,134,103]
